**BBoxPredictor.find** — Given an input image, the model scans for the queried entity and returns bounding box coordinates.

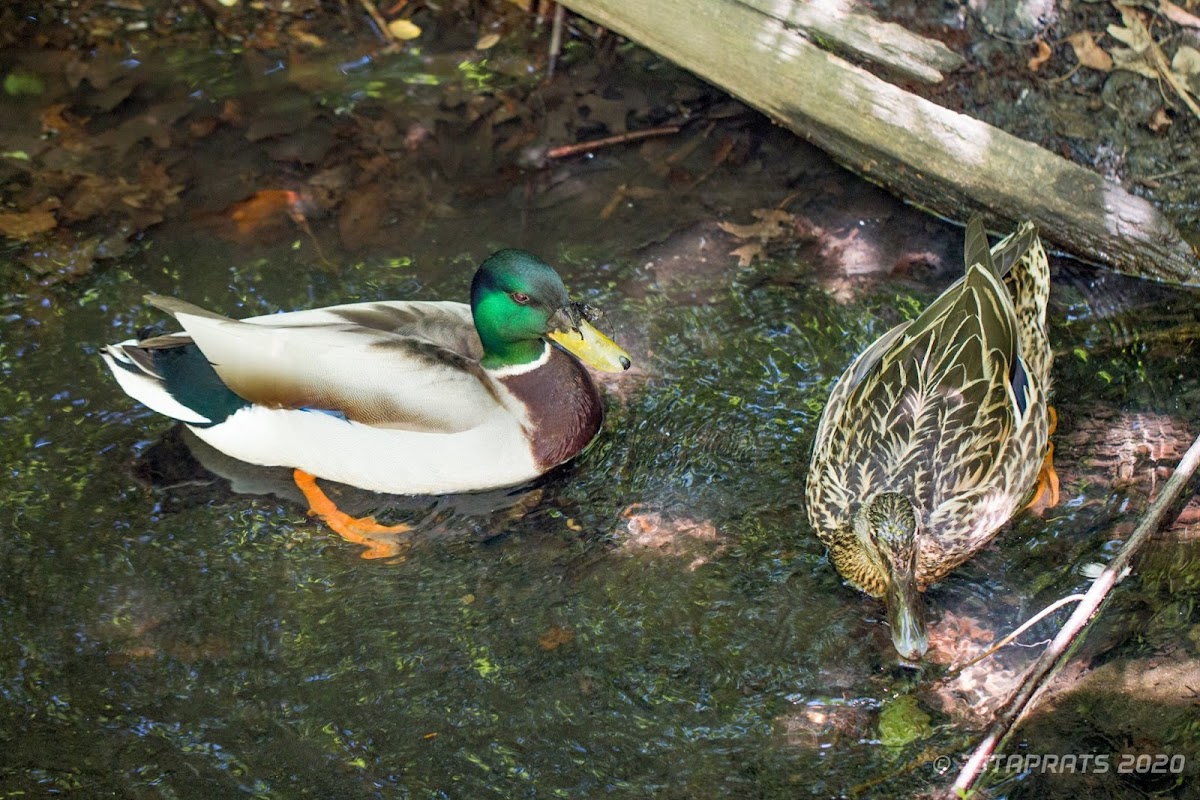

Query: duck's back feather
[806,220,1051,591]
[144,297,509,433]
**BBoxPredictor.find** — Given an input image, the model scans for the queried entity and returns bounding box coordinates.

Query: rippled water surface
[3,28,1200,800]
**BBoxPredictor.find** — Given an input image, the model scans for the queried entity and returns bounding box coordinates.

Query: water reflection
[1,21,1199,800]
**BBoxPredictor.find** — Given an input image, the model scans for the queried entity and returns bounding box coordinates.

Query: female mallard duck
[805,218,1055,660]
[102,249,631,554]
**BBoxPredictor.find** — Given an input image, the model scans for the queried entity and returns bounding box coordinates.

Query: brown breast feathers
[497,347,604,470]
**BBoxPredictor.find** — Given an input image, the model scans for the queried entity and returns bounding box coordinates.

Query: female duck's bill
[857,492,929,660]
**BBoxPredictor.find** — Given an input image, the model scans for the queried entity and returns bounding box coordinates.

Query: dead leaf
[1027,38,1053,72]
[62,174,131,221]
[618,508,725,569]
[387,18,421,40]
[287,24,326,48]
[188,117,219,138]
[719,207,798,265]
[220,99,244,126]
[1110,47,1160,79]
[1149,106,1173,131]
[0,199,58,239]
[38,103,89,147]
[136,161,184,203]
[1108,6,1152,52]
[475,32,501,50]
[229,189,303,236]
[730,242,765,267]
[1109,3,1200,119]
[717,208,793,241]
[1172,44,1200,81]
[304,165,351,210]
[926,610,995,666]
[22,229,115,283]
[1067,31,1113,71]
[1161,0,1200,29]
[1108,6,1157,78]
[538,626,574,651]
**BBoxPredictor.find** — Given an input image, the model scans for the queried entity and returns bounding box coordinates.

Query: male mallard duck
[102,249,631,555]
[805,218,1055,660]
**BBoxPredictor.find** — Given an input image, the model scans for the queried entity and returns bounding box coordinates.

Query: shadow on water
[2,15,1200,799]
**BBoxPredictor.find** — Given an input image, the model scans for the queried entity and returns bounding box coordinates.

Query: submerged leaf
[717,208,793,241]
[730,242,765,267]
[0,200,58,239]
[537,626,574,651]
[878,695,932,748]
[228,189,304,236]
[3,71,45,97]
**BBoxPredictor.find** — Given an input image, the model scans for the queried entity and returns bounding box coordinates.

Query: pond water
[2,20,1200,799]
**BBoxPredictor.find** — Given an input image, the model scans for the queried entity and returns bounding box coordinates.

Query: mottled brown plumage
[805,218,1052,658]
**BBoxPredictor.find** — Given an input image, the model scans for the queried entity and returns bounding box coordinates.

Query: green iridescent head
[470,249,630,373]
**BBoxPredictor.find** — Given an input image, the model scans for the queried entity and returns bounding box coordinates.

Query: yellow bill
[547,319,631,373]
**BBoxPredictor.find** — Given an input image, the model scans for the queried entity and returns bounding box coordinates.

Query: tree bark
[735,0,964,84]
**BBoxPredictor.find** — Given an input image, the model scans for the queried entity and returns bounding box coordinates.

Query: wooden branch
[949,428,1200,796]
[546,125,681,159]
[356,0,401,47]
[559,0,1200,285]
[735,0,964,84]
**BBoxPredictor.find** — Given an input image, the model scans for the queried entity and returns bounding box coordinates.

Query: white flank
[191,405,541,496]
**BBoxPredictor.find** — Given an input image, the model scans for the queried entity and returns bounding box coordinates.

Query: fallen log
[559,0,1200,285]
[736,0,963,85]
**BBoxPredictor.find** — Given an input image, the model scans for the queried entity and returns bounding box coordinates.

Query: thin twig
[949,428,1200,797]
[944,594,1087,677]
[357,0,400,46]
[548,3,566,79]
[546,125,682,159]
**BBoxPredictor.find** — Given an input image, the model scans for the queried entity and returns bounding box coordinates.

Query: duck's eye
[510,292,530,305]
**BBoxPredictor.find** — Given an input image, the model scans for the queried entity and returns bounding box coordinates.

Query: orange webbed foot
[1026,407,1060,511]
[293,469,411,560]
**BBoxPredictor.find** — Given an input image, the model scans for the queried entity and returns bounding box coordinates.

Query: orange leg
[293,469,411,559]
[1026,406,1060,510]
